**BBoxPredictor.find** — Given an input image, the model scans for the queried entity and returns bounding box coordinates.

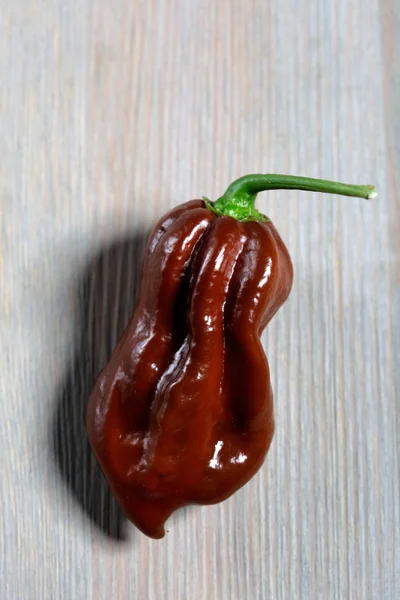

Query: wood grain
[0,1,398,598]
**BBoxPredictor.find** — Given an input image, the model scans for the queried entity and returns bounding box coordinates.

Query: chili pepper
[87,174,375,539]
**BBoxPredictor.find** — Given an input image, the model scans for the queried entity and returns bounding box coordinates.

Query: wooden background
[1,1,399,598]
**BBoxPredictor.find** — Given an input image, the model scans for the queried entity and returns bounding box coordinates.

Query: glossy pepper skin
[87,174,376,538]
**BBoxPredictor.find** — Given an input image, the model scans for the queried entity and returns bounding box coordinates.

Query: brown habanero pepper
[87,174,376,538]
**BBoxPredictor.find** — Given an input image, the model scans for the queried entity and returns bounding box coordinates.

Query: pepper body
[87,174,375,538]
[87,199,293,538]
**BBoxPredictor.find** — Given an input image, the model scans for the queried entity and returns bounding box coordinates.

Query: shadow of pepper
[52,229,150,541]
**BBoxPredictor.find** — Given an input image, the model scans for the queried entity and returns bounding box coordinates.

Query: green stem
[204,174,376,222]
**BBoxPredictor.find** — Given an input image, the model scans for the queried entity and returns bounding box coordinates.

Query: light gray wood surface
[1,1,399,598]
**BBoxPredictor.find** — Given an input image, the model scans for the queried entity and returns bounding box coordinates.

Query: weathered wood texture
[0,1,398,598]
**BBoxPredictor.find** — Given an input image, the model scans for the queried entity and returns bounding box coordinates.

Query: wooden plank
[0,1,398,598]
